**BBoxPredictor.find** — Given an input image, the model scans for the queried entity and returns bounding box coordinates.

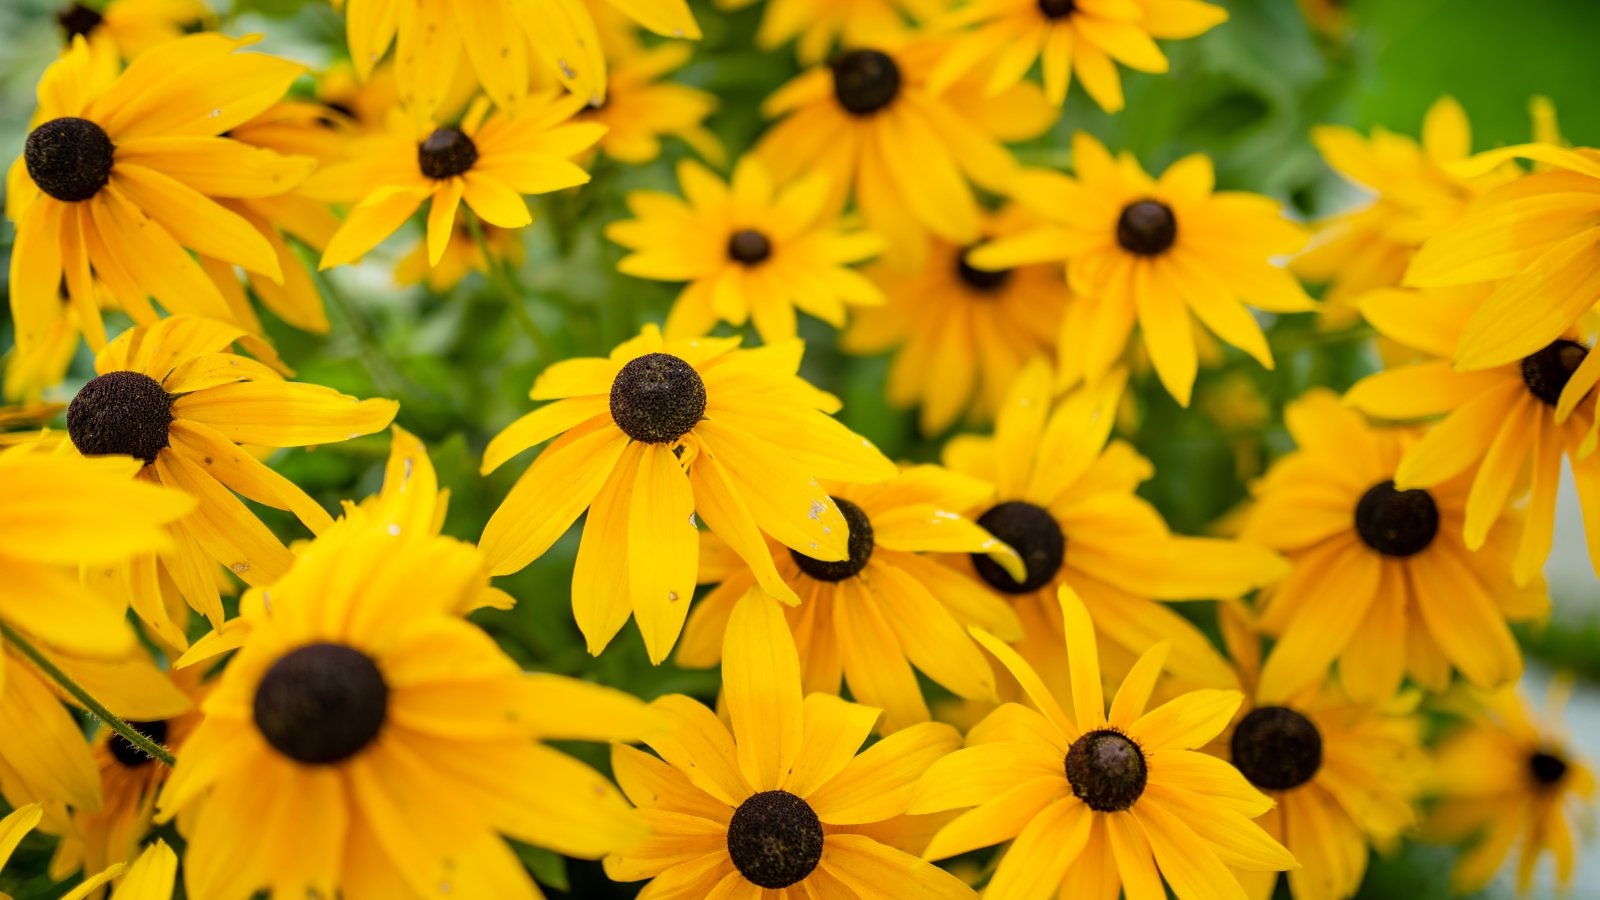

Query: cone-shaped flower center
[1521,339,1588,407]
[67,371,173,466]
[1116,200,1178,256]
[26,116,114,202]
[957,248,1012,294]
[831,49,901,116]
[791,496,874,581]
[971,501,1065,594]
[1529,750,1569,788]
[57,3,103,39]
[728,229,773,266]
[609,353,708,444]
[108,719,169,768]
[1038,0,1078,19]
[1232,706,1323,791]
[726,790,824,889]
[253,643,389,765]
[1354,480,1439,558]
[418,127,479,180]
[1066,730,1147,812]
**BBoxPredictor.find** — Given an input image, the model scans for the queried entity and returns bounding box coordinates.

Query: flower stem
[313,263,430,406]
[466,214,554,359]
[0,621,177,767]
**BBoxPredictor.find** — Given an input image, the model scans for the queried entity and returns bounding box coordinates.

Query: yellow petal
[723,586,803,792]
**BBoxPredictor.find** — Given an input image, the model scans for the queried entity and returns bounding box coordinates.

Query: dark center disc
[25,116,115,203]
[417,127,479,180]
[726,790,824,889]
[790,496,874,582]
[253,642,389,765]
[608,353,708,444]
[57,3,104,39]
[728,229,773,266]
[66,371,173,465]
[1353,480,1440,558]
[1065,730,1147,812]
[956,248,1012,294]
[1529,750,1569,788]
[831,49,902,116]
[1038,0,1079,18]
[970,501,1065,594]
[1520,340,1588,407]
[1115,200,1178,256]
[1231,706,1323,791]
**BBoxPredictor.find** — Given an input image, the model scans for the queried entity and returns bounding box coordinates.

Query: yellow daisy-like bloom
[53,0,210,60]
[1427,683,1597,895]
[972,133,1314,405]
[156,519,656,898]
[929,0,1227,111]
[6,34,311,355]
[1344,284,1600,582]
[842,204,1066,435]
[316,94,604,270]
[479,324,897,663]
[605,589,975,899]
[1241,390,1548,703]
[606,157,885,343]
[0,806,178,900]
[717,0,945,64]
[911,586,1296,899]
[675,465,1026,734]
[941,362,1287,692]
[334,0,698,115]
[67,316,397,647]
[396,218,524,291]
[757,37,1054,265]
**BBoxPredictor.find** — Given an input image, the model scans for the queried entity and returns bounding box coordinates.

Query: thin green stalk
[0,621,176,767]
[466,214,553,358]
[314,265,423,403]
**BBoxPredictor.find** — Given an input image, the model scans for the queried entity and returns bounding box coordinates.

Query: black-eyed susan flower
[941,362,1287,692]
[842,204,1066,435]
[575,8,724,166]
[911,586,1296,898]
[970,133,1314,405]
[6,34,311,357]
[1344,285,1600,582]
[480,324,897,663]
[156,519,657,898]
[1241,390,1548,702]
[1427,683,1596,895]
[69,316,397,645]
[605,588,975,899]
[676,465,1025,734]
[316,94,603,270]
[717,0,938,64]
[930,0,1227,110]
[54,0,210,60]
[0,805,177,899]
[757,38,1054,266]
[606,157,884,342]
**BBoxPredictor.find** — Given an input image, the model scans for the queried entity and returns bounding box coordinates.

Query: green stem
[0,621,176,767]
[466,214,553,358]
[314,265,426,404]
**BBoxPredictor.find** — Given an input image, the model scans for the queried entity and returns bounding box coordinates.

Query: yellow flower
[1427,682,1597,895]
[53,0,211,60]
[0,805,177,900]
[841,204,1066,435]
[676,465,1026,734]
[1241,390,1547,702]
[930,0,1227,110]
[575,8,724,165]
[972,133,1314,405]
[316,94,604,270]
[605,589,975,899]
[1344,284,1600,583]
[3,281,108,402]
[940,362,1287,692]
[757,37,1054,266]
[911,586,1296,899]
[6,35,311,355]
[156,519,656,898]
[716,0,946,64]
[479,324,896,663]
[67,316,397,647]
[396,218,524,291]
[606,157,885,343]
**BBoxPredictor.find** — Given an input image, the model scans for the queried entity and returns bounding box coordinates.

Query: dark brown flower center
[1038,0,1078,18]
[971,501,1065,594]
[1521,340,1588,407]
[1232,706,1322,791]
[790,497,874,582]
[728,229,773,266]
[417,127,478,180]
[1116,200,1178,256]
[956,248,1012,294]
[831,49,901,116]
[108,720,169,768]
[1065,730,1147,812]
[1354,480,1439,558]
[253,643,389,765]
[25,116,114,202]
[57,3,103,39]
[726,790,824,889]
[609,353,707,444]
[67,371,173,466]
[1529,750,1569,788]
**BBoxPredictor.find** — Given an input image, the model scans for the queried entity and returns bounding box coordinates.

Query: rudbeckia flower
[757,38,1054,265]
[605,589,974,899]
[911,586,1296,898]
[54,0,211,60]
[1241,390,1548,702]
[156,520,657,898]
[970,133,1314,405]
[929,0,1227,110]
[316,94,604,270]
[67,316,397,646]
[1344,284,1600,582]
[716,0,940,64]
[0,806,177,900]
[606,157,884,342]
[940,362,1287,692]
[1427,682,1596,894]
[479,324,897,663]
[842,204,1066,435]
[6,34,312,356]
[676,465,1025,734]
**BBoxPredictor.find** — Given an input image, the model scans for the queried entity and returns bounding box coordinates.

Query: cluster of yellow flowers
[0,1,1595,899]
